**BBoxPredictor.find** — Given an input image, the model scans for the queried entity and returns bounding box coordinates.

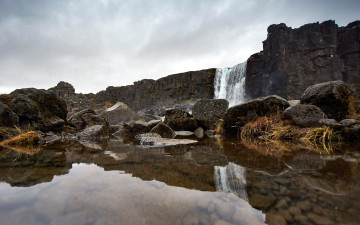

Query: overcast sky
[0,0,359,94]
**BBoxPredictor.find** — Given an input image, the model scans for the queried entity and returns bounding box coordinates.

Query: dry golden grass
[214,120,224,134]
[347,96,360,120]
[105,101,115,108]
[0,131,41,147]
[240,112,343,154]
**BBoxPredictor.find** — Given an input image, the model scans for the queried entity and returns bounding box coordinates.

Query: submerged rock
[135,132,198,147]
[300,80,355,120]
[283,104,327,127]
[164,108,198,131]
[192,99,229,130]
[223,95,289,136]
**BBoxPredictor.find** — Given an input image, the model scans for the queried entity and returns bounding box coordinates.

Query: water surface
[0,138,359,225]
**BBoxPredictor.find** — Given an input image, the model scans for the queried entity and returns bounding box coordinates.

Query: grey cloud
[0,0,359,93]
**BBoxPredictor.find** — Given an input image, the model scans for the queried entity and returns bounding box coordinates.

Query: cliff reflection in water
[0,138,359,224]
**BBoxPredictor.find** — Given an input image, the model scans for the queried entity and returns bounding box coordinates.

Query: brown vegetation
[240,113,343,153]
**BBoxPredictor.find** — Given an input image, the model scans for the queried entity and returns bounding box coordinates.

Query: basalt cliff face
[50,69,215,112]
[245,20,360,99]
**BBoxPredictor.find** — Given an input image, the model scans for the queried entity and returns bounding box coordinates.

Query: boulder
[0,102,19,127]
[223,95,290,136]
[300,80,354,120]
[164,108,198,131]
[150,122,175,138]
[68,108,107,130]
[192,99,229,129]
[123,120,148,135]
[78,125,109,140]
[8,88,67,131]
[143,120,161,132]
[100,102,150,125]
[283,104,327,127]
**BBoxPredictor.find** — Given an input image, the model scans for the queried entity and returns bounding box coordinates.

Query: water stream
[214,61,247,107]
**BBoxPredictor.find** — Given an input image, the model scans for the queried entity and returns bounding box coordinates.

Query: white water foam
[214,62,247,107]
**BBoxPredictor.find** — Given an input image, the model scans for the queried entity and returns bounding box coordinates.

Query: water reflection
[0,163,265,225]
[0,138,359,224]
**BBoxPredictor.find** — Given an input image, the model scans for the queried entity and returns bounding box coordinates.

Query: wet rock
[150,122,176,138]
[174,131,194,137]
[67,108,107,130]
[194,127,204,139]
[123,120,148,135]
[283,104,327,127]
[300,80,354,120]
[249,193,276,210]
[319,119,342,128]
[100,102,149,125]
[8,88,67,131]
[78,125,109,140]
[192,99,229,130]
[164,108,198,131]
[224,95,289,136]
[0,102,19,127]
[265,213,287,225]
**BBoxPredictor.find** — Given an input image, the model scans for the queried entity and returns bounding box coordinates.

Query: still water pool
[0,138,359,225]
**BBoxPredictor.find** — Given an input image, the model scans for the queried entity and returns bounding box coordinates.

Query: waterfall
[214,162,248,202]
[214,62,247,107]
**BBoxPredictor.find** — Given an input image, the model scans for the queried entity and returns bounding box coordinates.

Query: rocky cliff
[50,69,215,112]
[245,20,360,99]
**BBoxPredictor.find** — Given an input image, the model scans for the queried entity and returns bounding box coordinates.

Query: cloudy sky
[0,0,359,94]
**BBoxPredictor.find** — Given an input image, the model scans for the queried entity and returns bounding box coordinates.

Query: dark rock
[48,81,75,98]
[100,102,149,125]
[67,108,107,130]
[123,120,148,135]
[78,125,109,140]
[283,104,327,127]
[143,120,161,132]
[194,127,204,139]
[150,122,175,138]
[223,95,289,136]
[319,119,342,128]
[164,108,198,131]
[192,99,229,130]
[300,80,354,120]
[0,102,19,127]
[245,20,360,99]
[8,88,67,131]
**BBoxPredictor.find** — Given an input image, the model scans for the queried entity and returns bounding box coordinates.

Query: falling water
[214,62,247,107]
[214,162,248,202]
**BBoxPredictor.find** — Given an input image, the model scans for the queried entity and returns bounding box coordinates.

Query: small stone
[194,127,204,139]
[249,194,276,210]
[275,199,288,209]
[278,210,293,223]
[296,201,311,211]
[307,212,334,225]
[294,215,309,224]
[265,213,287,225]
[289,206,301,216]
